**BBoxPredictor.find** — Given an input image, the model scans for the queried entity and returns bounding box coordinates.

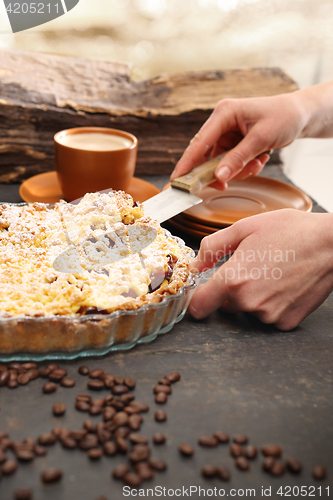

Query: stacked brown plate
[164,176,312,238]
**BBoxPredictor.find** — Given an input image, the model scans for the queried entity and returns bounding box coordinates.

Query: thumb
[214,124,271,182]
[190,220,252,273]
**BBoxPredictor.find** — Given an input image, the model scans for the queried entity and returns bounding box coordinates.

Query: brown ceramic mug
[54,127,138,201]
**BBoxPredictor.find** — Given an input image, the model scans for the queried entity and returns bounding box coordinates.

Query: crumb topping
[0,191,190,317]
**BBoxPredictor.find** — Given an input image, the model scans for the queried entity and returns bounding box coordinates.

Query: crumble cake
[0,191,191,319]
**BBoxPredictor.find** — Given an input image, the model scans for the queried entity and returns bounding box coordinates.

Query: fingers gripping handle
[171,155,224,195]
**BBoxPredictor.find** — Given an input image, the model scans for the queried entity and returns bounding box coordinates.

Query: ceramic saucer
[19,171,160,204]
[163,176,312,228]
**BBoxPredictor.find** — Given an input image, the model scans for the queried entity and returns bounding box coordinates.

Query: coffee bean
[103,441,117,456]
[236,456,250,471]
[60,377,75,388]
[115,436,128,454]
[103,407,116,422]
[75,401,90,412]
[14,489,33,500]
[8,362,21,370]
[79,434,99,450]
[128,414,143,431]
[40,367,52,378]
[34,445,47,456]
[129,434,149,445]
[262,444,282,457]
[129,401,149,413]
[124,406,140,415]
[165,372,181,383]
[135,462,154,480]
[155,410,167,422]
[230,443,243,457]
[155,392,167,404]
[89,369,104,379]
[216,465,231,481]
[2,459,18,474]
[178,443,194,456]
[16,449,35,461]
[49,368,67,381]
[71,429,87,441]
[202,465,217,478]
[262,456,275,472]
[9,369,18,380]
[62,437,77,449]
[153,433,166,445]
[26,368,40,381]
[104,395,114,405]
[233,434,248,445]
[7,379,18,389]
[52,427,70,440]
[76,393,91,402]
[120,394,135,404]
[89,405,102,416]
[43,382,57,394]
[124,377,136,389]
[0,365,7,372]
[0,370,10,387]
[17,373,30,385]
[112,385,129,395]
[123,472,142,487]
[22,362,38,370]
[158,378,171,386]
[110,400,124,411]
[96,423,111,444]
[88,380,105,391]
[129,444,151,463]
[88,448,103,460]
[115,427,131,439]
[78,366,89,375]
[270,461,285,476]
[153,385,172,395]
[245,445,258,459]
[41,468,63,483]
[198,436,218,447]
[149,457,167,471]
[92,398,104,407]
[112,464,130,480]
[53,402,66,416]
[312,465,326,480]
[286,457,302,474]
[46,363,59,371]
[38,433,56,446]
[214,432,229,444]
[114,376,124,385]
[113,412,129,428]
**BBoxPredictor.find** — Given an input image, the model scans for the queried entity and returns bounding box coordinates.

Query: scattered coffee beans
[78,366,89,375]
[236,456,250,471]
[230,443,243,457]
[42,382,57,394]
[216,465,231,481]
[286,457,302,474]
[41,467,63,483]
[261,444,282,457]
[214,432,229,443]
[312,465,327,480]
[155,410,167,422]
[198,436,218,447]
[14,489,32,500]
[270,461,285,476]
[233,434,248,445]
[245,445,258,459]
[153,433,166,445]
[112,464,130,479]
[178,443,194,456]
[53,402,66,416]
[149,457,167,471]
[202,465,217,478]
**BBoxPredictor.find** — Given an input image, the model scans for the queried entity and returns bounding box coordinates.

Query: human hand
[188,210,333,330]
[171,92,308,189]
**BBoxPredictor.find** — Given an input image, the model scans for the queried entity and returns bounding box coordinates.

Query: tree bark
[0,49,297,182]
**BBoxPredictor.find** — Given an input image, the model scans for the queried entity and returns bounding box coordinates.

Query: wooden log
[0,49,297,182]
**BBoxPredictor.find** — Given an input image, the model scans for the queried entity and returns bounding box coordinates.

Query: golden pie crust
[0,191,192,354]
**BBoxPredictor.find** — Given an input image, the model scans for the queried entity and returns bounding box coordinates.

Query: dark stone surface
[0,169,332,499]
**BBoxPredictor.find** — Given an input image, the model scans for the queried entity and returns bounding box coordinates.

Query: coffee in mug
[54,127,138,201]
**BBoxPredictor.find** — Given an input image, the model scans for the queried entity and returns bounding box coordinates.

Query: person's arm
[171,80,333,187]
[189,209,333,330]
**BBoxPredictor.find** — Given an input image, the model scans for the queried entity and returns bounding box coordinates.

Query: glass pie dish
[0,219,198,362]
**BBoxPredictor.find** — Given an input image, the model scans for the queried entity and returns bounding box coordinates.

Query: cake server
[142,155,223,223]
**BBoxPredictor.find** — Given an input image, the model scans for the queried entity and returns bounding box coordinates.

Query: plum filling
[148,254,177,293]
